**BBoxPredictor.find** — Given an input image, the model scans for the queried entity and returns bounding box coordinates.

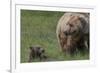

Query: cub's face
[30,46,45,56]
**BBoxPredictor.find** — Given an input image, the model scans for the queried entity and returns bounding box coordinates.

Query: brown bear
[56,12,89,55]
[28,45,47,62]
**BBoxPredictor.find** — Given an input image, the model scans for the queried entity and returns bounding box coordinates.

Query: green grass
[21,10,89,63]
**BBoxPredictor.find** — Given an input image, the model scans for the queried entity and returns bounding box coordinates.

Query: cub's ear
[41,49,45,53]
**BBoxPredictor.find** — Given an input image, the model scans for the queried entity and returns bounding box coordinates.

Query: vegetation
[21,10,89,63]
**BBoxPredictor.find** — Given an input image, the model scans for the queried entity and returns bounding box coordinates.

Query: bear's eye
[69,23,73,27]
[37,47,40,50]
[67,23,74,27]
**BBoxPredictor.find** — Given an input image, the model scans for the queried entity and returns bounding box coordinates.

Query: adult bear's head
[63,14,88,54]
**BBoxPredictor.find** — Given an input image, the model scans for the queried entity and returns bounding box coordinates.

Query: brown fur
[56,12,89,55]
[28,45,47,62]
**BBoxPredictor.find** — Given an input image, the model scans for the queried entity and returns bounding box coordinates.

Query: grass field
[21,10,89,63]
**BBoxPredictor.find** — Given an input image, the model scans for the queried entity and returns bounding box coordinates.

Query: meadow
[21,10,89,63]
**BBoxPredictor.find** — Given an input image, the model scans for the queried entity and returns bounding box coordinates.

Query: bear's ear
[79,17,87,28]
[79,17,89,34]
[41,49,45,53]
